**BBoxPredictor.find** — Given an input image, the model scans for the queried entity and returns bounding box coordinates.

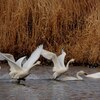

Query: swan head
[61,49,66,56]
[70,58,75,62]
[78,70,87,75]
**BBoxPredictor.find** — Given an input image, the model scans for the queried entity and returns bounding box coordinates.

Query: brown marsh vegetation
[0,0,100,65]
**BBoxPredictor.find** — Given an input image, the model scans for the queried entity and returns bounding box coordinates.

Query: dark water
[0,63,100,100]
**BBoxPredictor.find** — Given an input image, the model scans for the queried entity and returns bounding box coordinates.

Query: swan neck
[76,72,83,80]
[65,60,72,69]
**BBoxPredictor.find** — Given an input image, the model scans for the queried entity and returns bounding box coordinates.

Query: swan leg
[17,79,21,84]
[17,78,26,84]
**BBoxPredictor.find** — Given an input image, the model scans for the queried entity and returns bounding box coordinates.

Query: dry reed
[0,0,100,65]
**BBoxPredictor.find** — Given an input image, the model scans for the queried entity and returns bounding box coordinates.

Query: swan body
[0,44,43,83]
[61,70,87,81]
[41,49,75,79]
[86,72,100,78]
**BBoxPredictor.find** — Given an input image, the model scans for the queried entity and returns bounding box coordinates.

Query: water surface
[0,63,100,100]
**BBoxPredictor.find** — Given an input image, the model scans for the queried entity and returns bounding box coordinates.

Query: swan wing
[41,49,56,60]
[58,49,66,68]
[23,44,43,70]
[86,72,100,78]
[0,53,15,61]
[16,56,27,67]
[41,49,61,71]
[0,53,22,72]
[52,54,62,72]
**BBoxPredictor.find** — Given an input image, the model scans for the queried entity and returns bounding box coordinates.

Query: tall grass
[0,0,99,65]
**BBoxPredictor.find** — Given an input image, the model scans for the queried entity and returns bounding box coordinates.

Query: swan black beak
[84,73,88,75]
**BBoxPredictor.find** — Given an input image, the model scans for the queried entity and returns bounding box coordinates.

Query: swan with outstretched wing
[0,44,43,83]
[41,49,75,79]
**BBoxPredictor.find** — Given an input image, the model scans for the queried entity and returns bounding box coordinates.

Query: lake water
[0,63,100,100]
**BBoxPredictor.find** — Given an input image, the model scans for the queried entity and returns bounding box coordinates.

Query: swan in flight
[0,44,43,83]
[61,70,87,81]
[41,49,75,79]
[85,72,100,79]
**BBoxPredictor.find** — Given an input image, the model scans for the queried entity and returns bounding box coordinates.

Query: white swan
[85,72,100,79]
[0,53,27,67]
[41,49,75,79]
[61,70,87,81]
[0,44,43,83]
